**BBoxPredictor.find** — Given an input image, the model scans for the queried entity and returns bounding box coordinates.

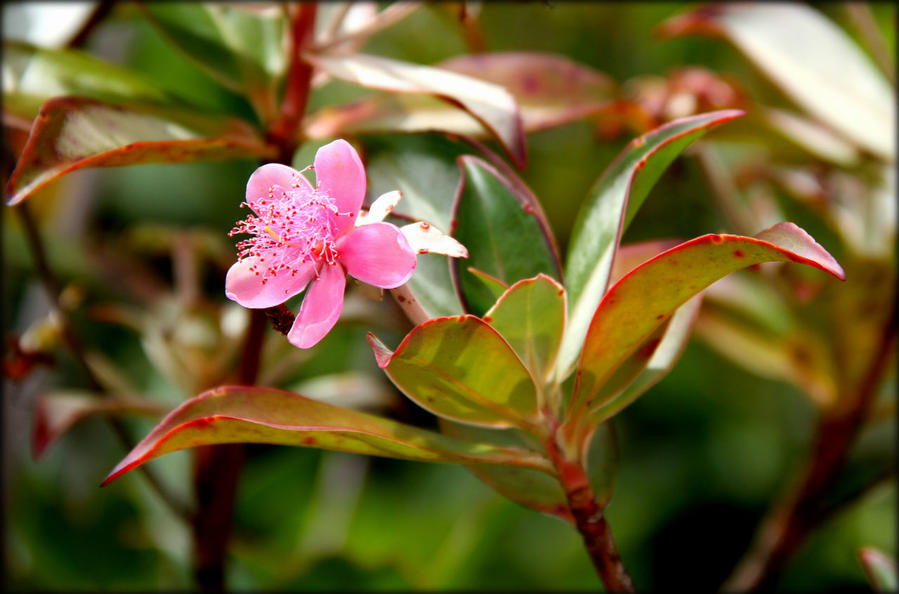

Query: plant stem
[15,203,193,522]
[724,302,897,591]
[191,308,266,592]
[544,432,634,592]
[191,6,319,589]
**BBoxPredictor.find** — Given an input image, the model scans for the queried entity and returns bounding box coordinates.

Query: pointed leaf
[451,156,561,316]
[484,274,566,385]
[103,385,553,485]
[306,53,526,167]
[6,97,273,205]
[559,110,744,378]
[571,222,845,413]
[859,547,898,593]
[305,51,617,139]
[2,40,174,120]
[466,268,509,304]
[659,4,895,161]
[368,316,540,430]
[33,391,166,459]
[440,419,572,521]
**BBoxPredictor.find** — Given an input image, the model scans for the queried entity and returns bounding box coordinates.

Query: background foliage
[3,2,895,590]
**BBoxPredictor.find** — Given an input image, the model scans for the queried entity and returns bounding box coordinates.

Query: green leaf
[440,419,572,521]
[466,268,509,304]
[859,547,898,593]
[2,40,175,120]
[103,385,553,485]
[452,156,561,316]
[367,316,541,430]
[558,110,744,378]
[363,134,471,319]
[588,295,702,424]
[659,4,894,161]
[306,53,527,167]
[484,274,565,386]
[304,51,617,140]
[140,2,286,118]
[570,222,845,415]
[5,97,273,205]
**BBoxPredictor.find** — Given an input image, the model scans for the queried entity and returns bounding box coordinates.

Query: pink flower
[226,139,419,349]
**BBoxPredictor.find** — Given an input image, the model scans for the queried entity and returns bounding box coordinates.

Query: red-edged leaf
[305,51,617,141]
[570,222,844,414]
[306,53,526,167]
[368,316,541,430]
[6,97,274,205]
[558,110,745,378]
[33,392,166,459]
[103,385,553,485]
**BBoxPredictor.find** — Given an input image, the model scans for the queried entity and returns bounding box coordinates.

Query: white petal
[355,191,402,226]
[400,222,468,258]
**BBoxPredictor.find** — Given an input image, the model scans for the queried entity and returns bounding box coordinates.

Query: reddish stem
[724,303,897,591]
[544,432,634,592]
[267,2,317,163]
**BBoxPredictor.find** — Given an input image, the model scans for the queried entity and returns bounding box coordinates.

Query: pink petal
[337,222,417,289]
[313,139,365,236]
[225,257,314,309]
[246,163,313,211]
[287,263,347,348]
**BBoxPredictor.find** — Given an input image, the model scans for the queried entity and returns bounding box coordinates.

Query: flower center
[229,182,341,284]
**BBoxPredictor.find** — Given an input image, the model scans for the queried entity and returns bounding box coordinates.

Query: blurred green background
[3,2,895,590]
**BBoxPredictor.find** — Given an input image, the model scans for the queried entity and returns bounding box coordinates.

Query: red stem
[544,432,634,592]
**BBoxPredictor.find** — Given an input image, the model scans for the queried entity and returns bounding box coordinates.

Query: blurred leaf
[140,2,286,119]
[858,547,898,592]
[305,51,618,140]
[583,422,616,507]
[364,134,471,318]
[570,222,846,414]
[559,109,744,378]
[659,3,895,161]
[484,274,565,386]
[32,391,166,460]
[6,97,273,205]
[2,3,98,48]
[368,316,541,430]
[2,40,174,121]
[306,53,526,167]
[452,156,561,316]
[103,385,554,485]
[695,306,837,407]
[762,107,861,167]
[312,2,420,53]
[441,419,572,522]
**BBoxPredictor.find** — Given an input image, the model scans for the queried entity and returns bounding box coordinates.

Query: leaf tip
[366,332,393,368]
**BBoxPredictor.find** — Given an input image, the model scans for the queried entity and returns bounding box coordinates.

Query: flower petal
[287,263,347,349]
[400,221,469,257]
[246,163,313,211]
[355,190,402,226]
[225,257,314,309]
[314,139,365,236]
[337,222,417,289]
